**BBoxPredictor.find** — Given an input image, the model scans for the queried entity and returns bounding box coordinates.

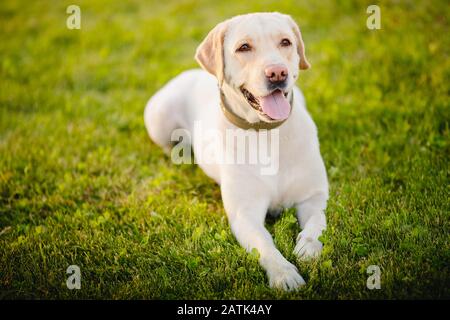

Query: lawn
[0,0,449,299]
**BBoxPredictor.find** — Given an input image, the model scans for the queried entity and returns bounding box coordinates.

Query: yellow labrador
[144,12,328,291]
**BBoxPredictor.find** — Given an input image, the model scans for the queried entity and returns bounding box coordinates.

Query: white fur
[144,13,328,291]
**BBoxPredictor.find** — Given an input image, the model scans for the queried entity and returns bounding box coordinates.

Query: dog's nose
[265,64,288,83]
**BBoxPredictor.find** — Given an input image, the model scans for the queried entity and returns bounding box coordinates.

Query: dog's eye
[236,43,252,52]
[280,38,292,47]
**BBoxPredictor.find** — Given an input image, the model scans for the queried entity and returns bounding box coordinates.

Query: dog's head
[195,12,310,123]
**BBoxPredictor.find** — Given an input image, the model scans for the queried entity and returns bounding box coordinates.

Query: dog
[144,12,328,291]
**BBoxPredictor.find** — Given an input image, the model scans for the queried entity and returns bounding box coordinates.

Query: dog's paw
[267,260,306,291]
[293,232,323,260]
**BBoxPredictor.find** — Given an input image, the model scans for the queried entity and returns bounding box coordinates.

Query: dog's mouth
[240,87,291,121]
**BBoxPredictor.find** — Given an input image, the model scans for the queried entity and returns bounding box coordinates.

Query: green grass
[0,0,449,299]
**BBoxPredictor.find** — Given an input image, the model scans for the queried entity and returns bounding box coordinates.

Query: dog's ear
[285,15,310,70]
[195,21,228,84]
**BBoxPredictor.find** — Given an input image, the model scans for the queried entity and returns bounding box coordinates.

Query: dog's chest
[262,133,319,207]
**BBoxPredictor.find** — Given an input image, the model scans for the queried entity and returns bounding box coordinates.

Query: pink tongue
[259,90,290,120]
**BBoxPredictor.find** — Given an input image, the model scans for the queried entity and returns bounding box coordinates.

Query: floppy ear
[195,21,228,84]
[285,15,311,70]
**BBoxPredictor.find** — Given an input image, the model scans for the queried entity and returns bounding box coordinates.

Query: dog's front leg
[222,186,305,291]
[294,193,328,260]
